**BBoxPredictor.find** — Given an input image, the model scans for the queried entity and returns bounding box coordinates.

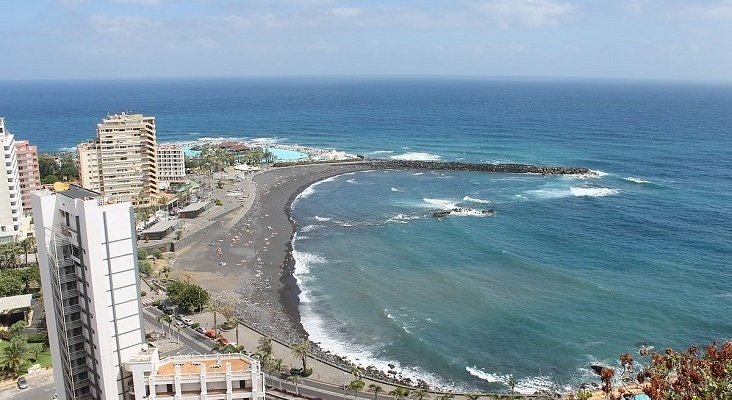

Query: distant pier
[364,159,593,175]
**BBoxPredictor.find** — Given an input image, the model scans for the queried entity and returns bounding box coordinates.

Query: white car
[181,318,193,326]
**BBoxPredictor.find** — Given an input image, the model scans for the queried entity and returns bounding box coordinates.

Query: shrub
[175,230,183,240]
[27,333,47,343]
[190,322,200,329]
[0,330,12,341]
[138,260,152,275]
[152,300,161,306]
[152,249,163,259]
[140,291,147,297]
[302,367,313,377]
[138,249,148,260]
[214,199,223,206]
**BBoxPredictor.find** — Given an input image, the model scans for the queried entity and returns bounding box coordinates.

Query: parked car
[17,376,28,389]
[174,314,183,321]
[163,307,174,315]
[195,326,205,334]
[217,337,230,346]
[181,318,193,326]
[204,329,217,338]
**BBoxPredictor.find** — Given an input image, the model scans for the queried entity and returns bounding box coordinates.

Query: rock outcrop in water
[432,208,495,218]
[365,160,592,175]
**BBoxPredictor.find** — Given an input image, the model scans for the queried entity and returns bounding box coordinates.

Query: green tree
[8,321,27,338]
[156,313,173,337]
[258,336,273,359]
[138,260,152,276]
[177,283,210,312]
[348,379,365,400]
[0,272,24,297]
[389,387,411,400]
[0,338,29,376]
[20,237,36,268]
[368,384,384,400]
[291,338,310,371]
[410,388,430,400]
[288,374,301,395]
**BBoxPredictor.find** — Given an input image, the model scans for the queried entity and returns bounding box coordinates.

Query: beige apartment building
[157,143,186,190]
[15,140,41,214]
[78,113,159,207]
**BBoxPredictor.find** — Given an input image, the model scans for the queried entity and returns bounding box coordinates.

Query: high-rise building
[156,144,186,190]
[78,113,159,207]
[15,140,41,214]
[0,117,26,243]
[33,185,146,400]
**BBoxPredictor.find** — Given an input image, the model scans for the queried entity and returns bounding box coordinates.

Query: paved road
[0,380,55,400]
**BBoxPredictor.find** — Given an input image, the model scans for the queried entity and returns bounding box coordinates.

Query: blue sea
[2,78,731,392]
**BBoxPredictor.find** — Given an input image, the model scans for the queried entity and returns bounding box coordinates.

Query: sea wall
[364,159,592,175]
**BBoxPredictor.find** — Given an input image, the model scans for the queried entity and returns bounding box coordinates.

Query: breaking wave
[623,176,651,184]
[391,152,442,161]
[463,196,492,204]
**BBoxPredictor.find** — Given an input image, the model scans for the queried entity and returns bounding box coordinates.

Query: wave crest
[391,152,442,161]
[623,176,651,184]
[570,187,620,197]
[463,196,492,204]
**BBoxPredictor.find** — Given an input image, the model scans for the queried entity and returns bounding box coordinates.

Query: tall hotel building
[15,140,41,214]
[0,118,26,242]
[33,185,146,400]
[78,113,159,207]
[156,144,186,190]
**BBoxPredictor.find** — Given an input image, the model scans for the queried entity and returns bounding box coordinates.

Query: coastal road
[0,380,55,400]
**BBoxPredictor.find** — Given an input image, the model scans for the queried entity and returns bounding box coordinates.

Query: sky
[1,0,732,81]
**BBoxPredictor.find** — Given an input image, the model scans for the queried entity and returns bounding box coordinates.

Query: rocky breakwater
[366,159,593,175]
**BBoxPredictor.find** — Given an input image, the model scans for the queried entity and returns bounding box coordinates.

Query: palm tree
[0,338,29,376]
[389,387,411,400]
[291,338,310,371]
[258,336,274,359]
[410,388,430,400]
[505,377,518,399]
[368,384,383,400]
[288,374,301,395]
[20,237,36,268]
[436,393,454,400]
[156,314,172,337]
[348,379,365,400]
[205,300,222,336]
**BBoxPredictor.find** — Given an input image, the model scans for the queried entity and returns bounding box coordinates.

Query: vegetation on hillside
[38,153,78,184]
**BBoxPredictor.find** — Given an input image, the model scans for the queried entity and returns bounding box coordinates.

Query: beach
[172,163,370,345]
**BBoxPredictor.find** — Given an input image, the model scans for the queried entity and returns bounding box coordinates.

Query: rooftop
[142,219,180,234]
[178,201,209,213]
[0,294,32,313]
[59,184,102,200]
[156,354,251,376]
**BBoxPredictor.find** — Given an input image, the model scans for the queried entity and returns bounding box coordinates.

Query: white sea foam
[451,209,494,217]
[570,187,620,197]
[386,214,422,224]
[466,366,510,383]
[293,175,339,203]
[291,249,327,303]
[527,187,620,199]
[249,137,281,144]
[390,152,442,161]
[313,216,331,222]
[188,132,200,135]
[300,224,325,233]
[589,169,609,177]
[346,179,357,184]
[466,367,558,395]
[412,172,424,176]
[422,198,458,210]
[299,306,453,390]
[624,176,651,184]
[390,187,401,192]
[371,150,394,154]
[462,196,492,204]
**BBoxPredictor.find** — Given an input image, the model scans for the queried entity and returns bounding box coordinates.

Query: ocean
[2,78,731,392]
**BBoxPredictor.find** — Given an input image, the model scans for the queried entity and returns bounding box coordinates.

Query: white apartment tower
[33,185,146,400]
[78,113,159,207]
[0,117,25,243]
[156,144,186,190]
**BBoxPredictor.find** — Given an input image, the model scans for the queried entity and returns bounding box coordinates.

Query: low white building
[125,347,265,400]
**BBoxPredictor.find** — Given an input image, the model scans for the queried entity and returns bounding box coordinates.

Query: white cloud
[328,7,363,18]
[466,0,575,28]
[111,0,164,5]
[683,1,732,20]
[88,15,155,36]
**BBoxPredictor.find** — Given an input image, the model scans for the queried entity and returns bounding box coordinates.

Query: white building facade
[0,117,26,243]
[156,144,186,190]
[33,185,146,400]
[125,349,265,400]
[78,113,159,207]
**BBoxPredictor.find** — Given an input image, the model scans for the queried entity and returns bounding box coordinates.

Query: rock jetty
[365,160,592,175]
[432,208,495,218]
